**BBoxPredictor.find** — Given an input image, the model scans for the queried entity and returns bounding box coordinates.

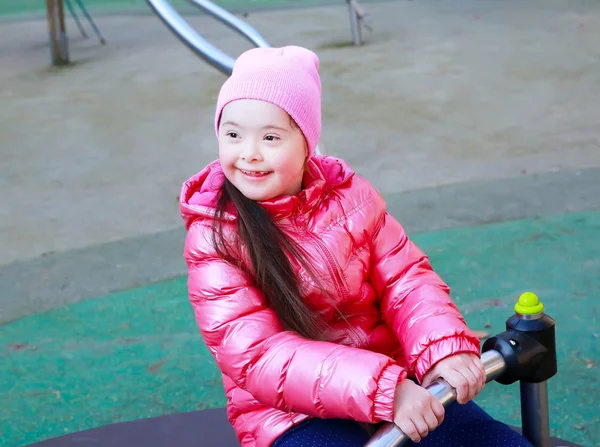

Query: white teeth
[241,169,269,175]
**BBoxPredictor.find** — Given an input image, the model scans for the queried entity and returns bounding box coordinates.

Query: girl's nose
[240,141,263,161]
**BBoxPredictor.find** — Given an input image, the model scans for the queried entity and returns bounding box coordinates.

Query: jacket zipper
[302,227,349,303]
[301,227,369,344]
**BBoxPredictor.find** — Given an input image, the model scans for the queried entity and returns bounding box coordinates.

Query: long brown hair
[211,178,326,340]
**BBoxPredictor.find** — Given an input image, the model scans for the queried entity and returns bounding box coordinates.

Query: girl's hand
[393,379,445,443]
[421,353,486,404]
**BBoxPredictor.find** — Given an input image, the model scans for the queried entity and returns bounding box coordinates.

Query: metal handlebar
[365,350,507,447]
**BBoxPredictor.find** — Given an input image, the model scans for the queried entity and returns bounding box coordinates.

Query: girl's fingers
[424,405,442,432]
[398,419,421,443]
[431,399,446,425]
[412,415,430,440]
[459,365,479,402]
[468,361,486,392]
[442,369,470,404]
[478,358,487,388]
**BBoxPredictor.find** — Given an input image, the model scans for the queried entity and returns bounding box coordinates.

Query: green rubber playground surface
[1,210,598,447]
[0,0,353,19]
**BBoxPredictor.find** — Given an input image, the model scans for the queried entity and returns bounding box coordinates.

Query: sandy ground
[1,0,600,266]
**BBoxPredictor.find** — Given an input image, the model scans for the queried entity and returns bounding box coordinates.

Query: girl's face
[218,99,308,202]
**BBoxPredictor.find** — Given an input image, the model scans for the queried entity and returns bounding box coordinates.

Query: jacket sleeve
[367,188,481,384]
[184,221,406,423]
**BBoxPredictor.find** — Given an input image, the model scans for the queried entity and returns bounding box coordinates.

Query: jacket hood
[180,155,355,229]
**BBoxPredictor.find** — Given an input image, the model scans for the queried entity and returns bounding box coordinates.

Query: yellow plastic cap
[515,292,544,315]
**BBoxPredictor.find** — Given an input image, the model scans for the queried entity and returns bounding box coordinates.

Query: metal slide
[146,0,270,75]
[146,0,330,154]
[146,0,370,76]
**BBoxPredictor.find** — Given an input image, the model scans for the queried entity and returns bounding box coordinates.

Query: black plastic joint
[482,313,557,385]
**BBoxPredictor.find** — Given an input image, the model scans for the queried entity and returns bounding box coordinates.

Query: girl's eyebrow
[262,125,289,132]
[220,121,289,132]
[220,120,241,128]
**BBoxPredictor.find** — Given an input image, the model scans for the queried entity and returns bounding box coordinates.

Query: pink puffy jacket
[180,155,480,447]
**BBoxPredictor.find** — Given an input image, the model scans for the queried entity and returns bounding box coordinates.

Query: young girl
[180,46,533,447]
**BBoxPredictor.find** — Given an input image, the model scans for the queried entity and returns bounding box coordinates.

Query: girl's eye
[227,131,239,139]
[265,135,279,141]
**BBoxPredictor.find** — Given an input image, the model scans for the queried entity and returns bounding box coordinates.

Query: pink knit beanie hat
[215,46,322,155]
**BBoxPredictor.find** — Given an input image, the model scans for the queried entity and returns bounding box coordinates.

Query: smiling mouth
[239,169,272,177]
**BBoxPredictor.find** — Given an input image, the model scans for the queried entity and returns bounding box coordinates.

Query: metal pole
[365,350,507,447]
[347,0,361,46]
[520,381,552,447]
[46,0,69,65]
[74,0,106,44]
[64,0,88,38]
